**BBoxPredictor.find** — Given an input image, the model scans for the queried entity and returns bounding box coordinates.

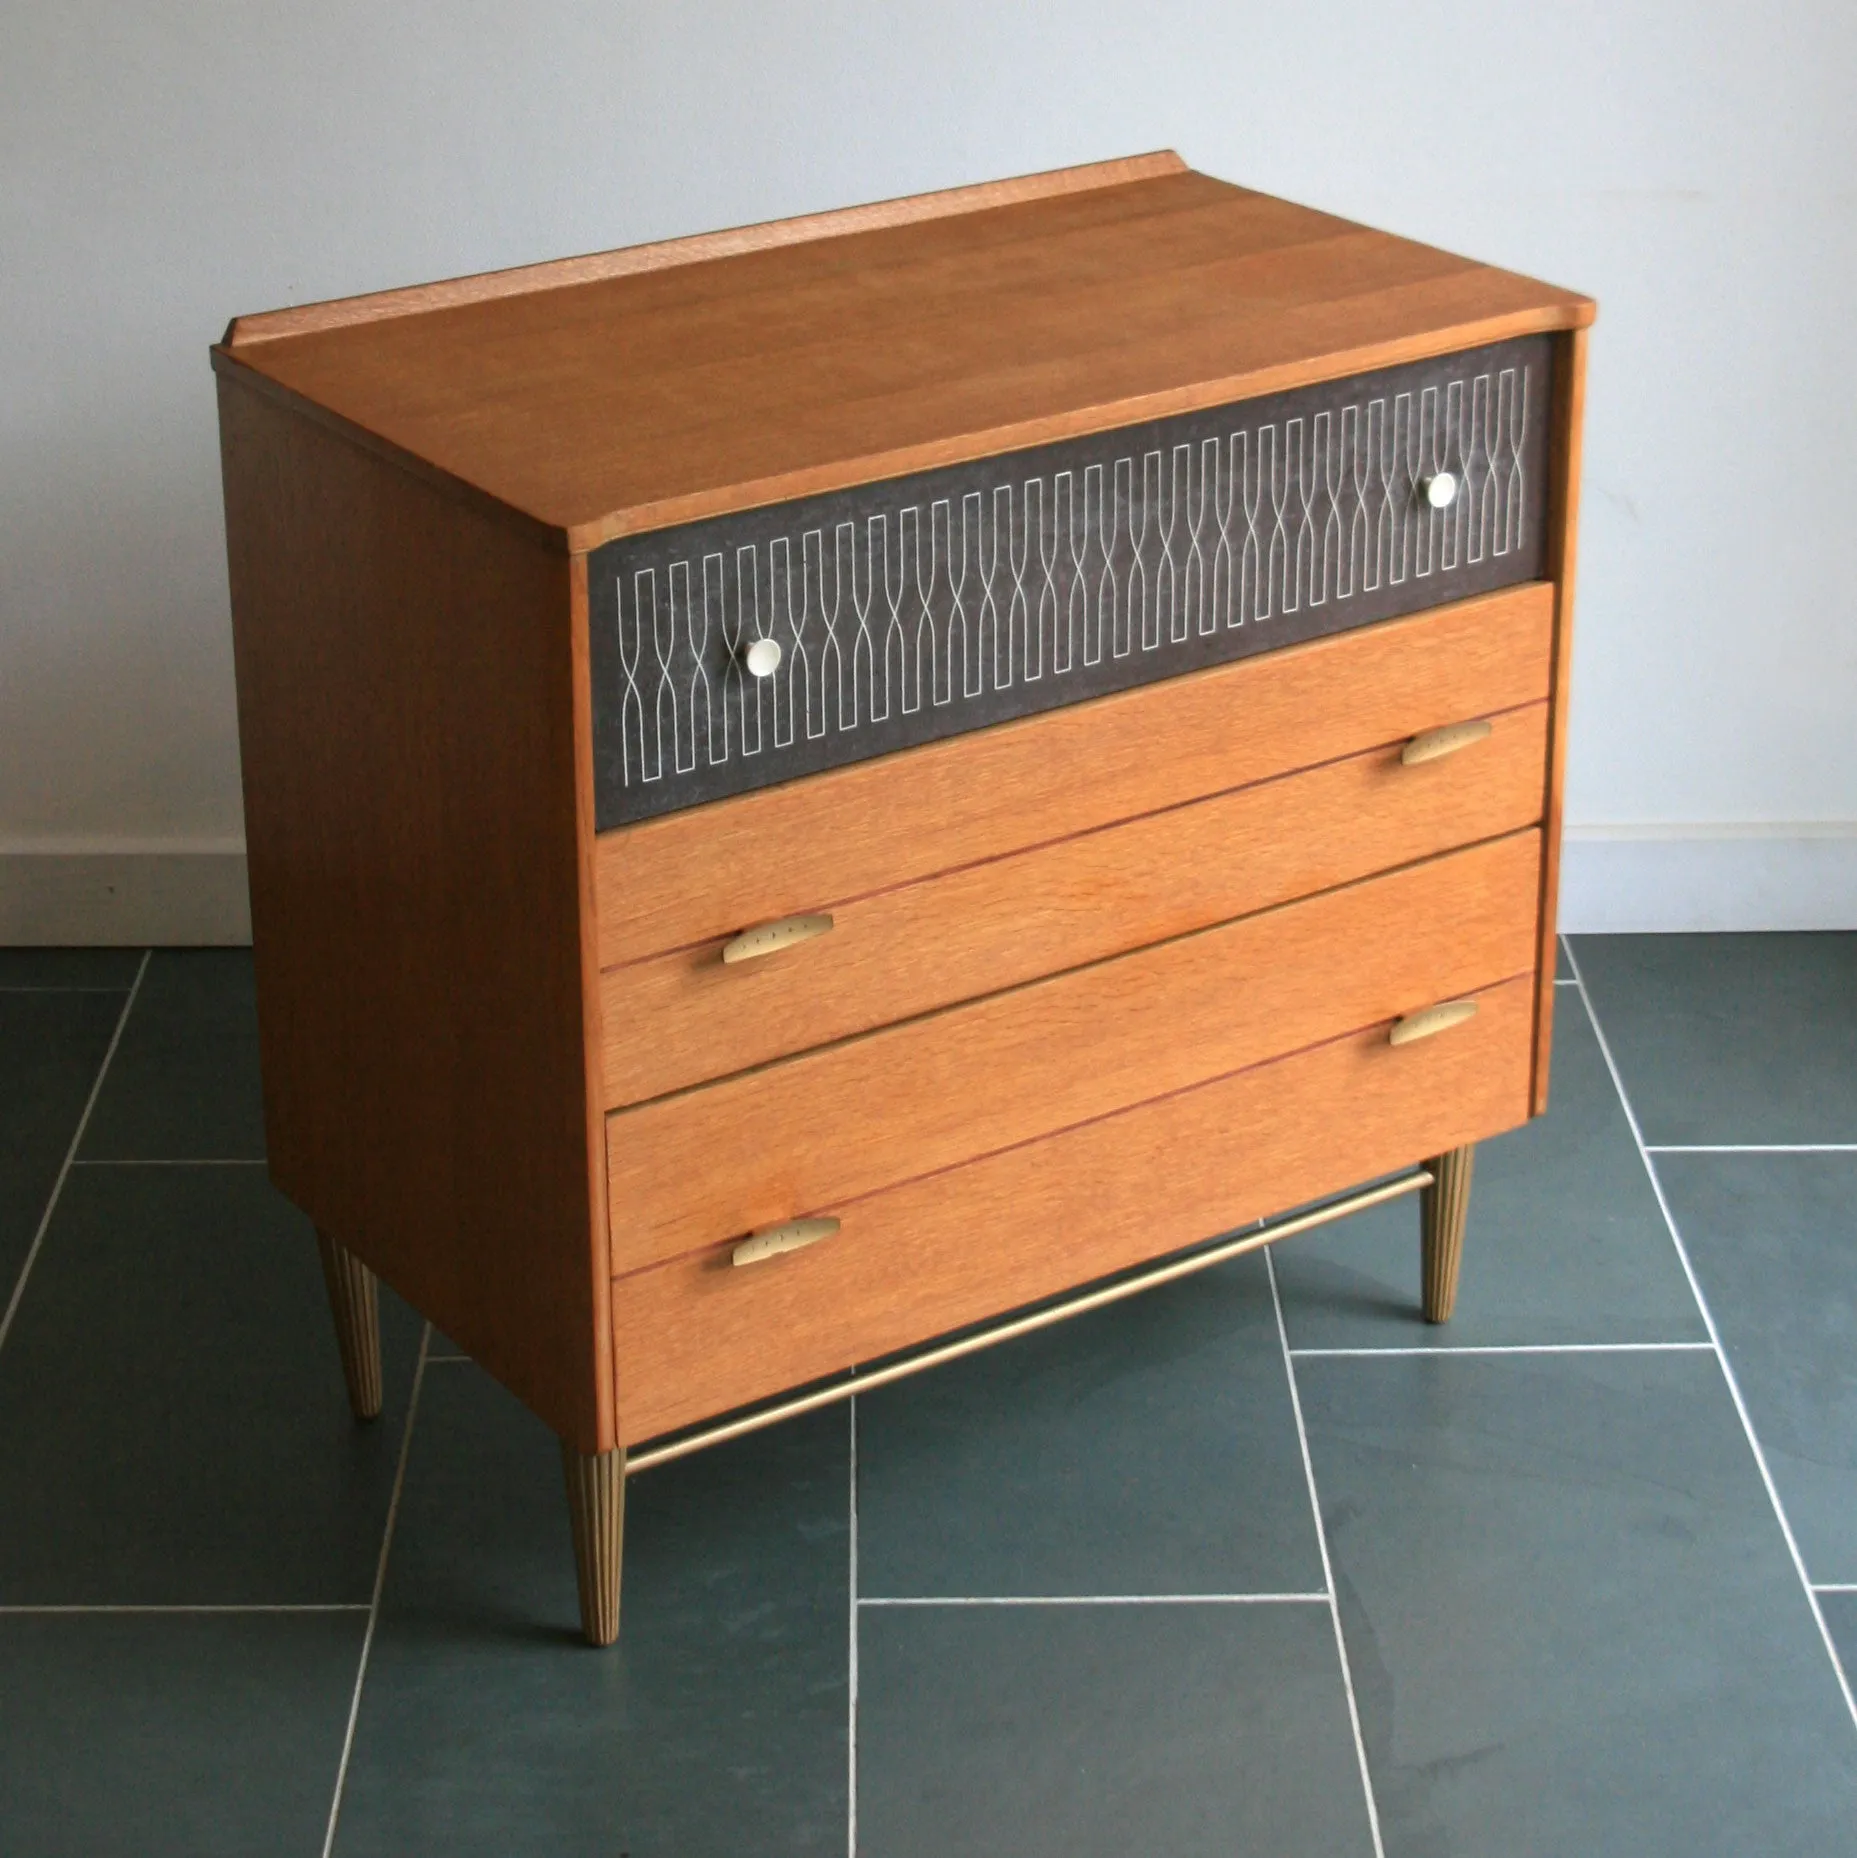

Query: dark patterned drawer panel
[589,335,1552,828]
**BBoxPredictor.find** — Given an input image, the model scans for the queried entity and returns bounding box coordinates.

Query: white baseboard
[1559,826,1857,933]
[3,828,1854,946]
[0,848,252,945]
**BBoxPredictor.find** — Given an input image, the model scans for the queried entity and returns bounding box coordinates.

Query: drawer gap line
[608,857,1544,1119]
[610,965,1535,1281]
[601,692,1552,974]
[623,1168,1431,1474]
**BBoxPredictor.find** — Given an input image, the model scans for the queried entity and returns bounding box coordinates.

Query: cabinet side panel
[216,377,610,1450]
[1531,326,1589,1114]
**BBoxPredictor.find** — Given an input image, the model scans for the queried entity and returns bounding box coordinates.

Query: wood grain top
[212,153,1593,552]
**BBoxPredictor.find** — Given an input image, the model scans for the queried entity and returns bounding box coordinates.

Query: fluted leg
[562,1443,625,1647]
[315,1229,383,1420]
[1420,1144,1475,1323]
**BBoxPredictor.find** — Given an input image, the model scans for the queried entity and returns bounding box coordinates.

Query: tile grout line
[71,1157,267,1167]
[857,1593,1332,1607]
[847,1392,858,1858]
[0,1603,372,1615]
[0,950,149,1361]
[1291,1342,1716,1359]
[1814,1584,1857,1595]
[0,985,140,994]
[1267,1247,1387,1858]
[321,1322,431,1858]
[1565,944,1857,1735]
[1645,1144,1857,1156]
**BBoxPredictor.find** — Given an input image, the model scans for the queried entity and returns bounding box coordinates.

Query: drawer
[611,973,1537,1444]
[594,579,1554,968]
[588,337,1553,827]
[605,828,1542,1274]
[602,700,1549,1106]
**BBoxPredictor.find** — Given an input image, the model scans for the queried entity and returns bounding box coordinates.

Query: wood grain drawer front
[611,974,1536,1444]
[602,702,1549,1106]
[595,580,1553,969]
[605,828,1541,1274]
[589,338,1551,828]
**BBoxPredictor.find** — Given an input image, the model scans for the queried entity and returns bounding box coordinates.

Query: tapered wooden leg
[315,1229,383,1420]
[1420,1144,1475,1323]
[562,1443,624,1647]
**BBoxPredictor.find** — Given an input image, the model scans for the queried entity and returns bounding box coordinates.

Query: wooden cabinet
[213,151,1592,1646]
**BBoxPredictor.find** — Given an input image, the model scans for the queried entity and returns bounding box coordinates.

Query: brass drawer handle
[1401,718,1493,766]
[721,912,834,965]
[732,1216,841,1268]
[1389,999,1479,1047]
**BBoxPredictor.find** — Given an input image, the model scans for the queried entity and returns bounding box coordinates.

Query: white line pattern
[611,362,1532,793]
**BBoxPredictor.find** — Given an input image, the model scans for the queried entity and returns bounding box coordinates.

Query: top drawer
[588,336,1552,827]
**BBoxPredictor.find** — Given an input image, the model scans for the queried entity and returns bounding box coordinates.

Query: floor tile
[0,947,145,988]
[1556,934,1574,980]
[1275,993,1707,1348]
[1657,1153,1857,1582]
[1822,1593,1857,1688]
[856,1600,1374,1857]
[4,927,1852,1843]
[1300,1350,1857,1857]
[334,1364,847,1857]
[81,950,266,1159]
[0,1610,361,1857]
[1571,931,1857,1145]
[0,990,124,1294]
[857,1254,1323,1597]
[0,1164,420,1603]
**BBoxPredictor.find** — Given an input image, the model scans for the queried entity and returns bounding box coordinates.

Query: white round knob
[1422,471,1459,510]
[744,636,783,679]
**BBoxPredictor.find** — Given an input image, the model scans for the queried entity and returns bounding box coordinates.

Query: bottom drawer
[610,973,1537,1445]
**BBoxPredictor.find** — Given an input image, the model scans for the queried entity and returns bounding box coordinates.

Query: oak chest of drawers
[212,151,1593,1645]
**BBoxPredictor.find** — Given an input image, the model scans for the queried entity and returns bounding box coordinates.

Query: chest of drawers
[212,151,1592,1645]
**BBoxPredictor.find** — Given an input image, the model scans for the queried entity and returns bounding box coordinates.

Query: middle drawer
[605,826,1542,1275]
[602,699,1548,1107]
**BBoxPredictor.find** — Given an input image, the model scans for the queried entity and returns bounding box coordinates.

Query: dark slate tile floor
[0,936,1853,1854]
[0,1161,422,1604]
[1300,1350,1857,1856]
[1572,932,1857,1146]
[857,1601,1375,1857]
[337,1369,850,1858]
[855,1252,1325,1600]
[1829,1595,1857,1683]
[0,987,124,1294]
[1273,991,1708,1350]
[1653,1154,1857,1585]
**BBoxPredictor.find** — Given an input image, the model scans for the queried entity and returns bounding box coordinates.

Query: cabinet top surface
[214,152,1593,552]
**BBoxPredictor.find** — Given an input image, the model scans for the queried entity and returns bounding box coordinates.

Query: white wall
[4,1,1854,937]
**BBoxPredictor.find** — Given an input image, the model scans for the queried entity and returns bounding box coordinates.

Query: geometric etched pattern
[590,337,1549,824]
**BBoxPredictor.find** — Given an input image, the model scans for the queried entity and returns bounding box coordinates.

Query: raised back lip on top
[218,151,1193,349]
